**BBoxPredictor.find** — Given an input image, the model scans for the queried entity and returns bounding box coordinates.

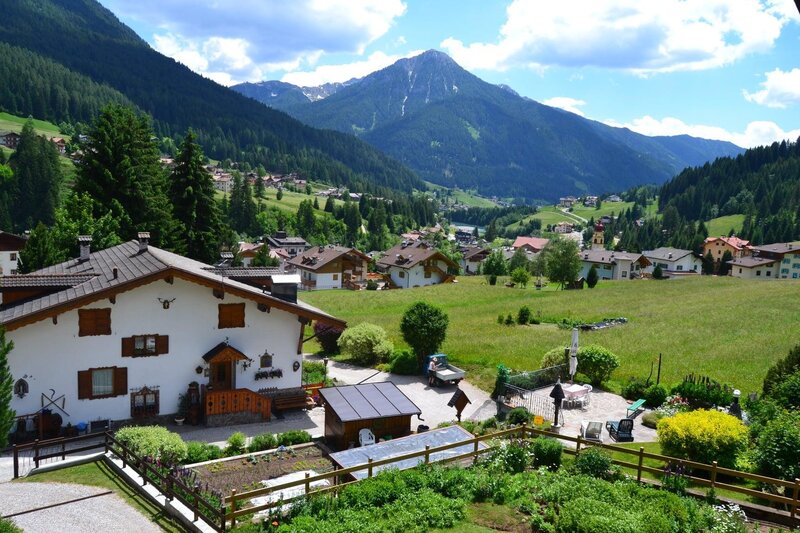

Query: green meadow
[302,275,800,395]
[706,214,745,237]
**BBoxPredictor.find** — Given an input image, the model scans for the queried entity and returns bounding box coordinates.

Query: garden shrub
[314,321,344,355]
[507,407,532,425]
[0,517,22,533]
[769,369,800,410]
[388,349,419,375]
[225,431,246,456]
[752,410,800,481]
[644,383,668,408]
[247,433,277,453]
[487,440,531,473]
[115,426,187,465]
[517,305,532,325]
[621,377,648,401]
[762,344,800,395]
[531,436,563,471]
[497,314,504,324]
[337,322,393,366]
[184,441,222,464]
[277,430,312,446]
[479,417,498,433]
[657,410,747,468]
[577,345,620,386]
[504,313,514,325]
[491,364,510,400]
[365,279,378,291]
[489,274,497,285]
[541,346,568,369]
[671,374,733,409]
[641,411,664,429]
[573,448,618,480]
[301,361,327,385]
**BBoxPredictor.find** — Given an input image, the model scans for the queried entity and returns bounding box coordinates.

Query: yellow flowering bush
[657,410,747,469]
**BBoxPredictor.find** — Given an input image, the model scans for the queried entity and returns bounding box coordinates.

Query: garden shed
[319,382,422,450]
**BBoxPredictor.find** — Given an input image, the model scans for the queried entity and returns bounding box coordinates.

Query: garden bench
[273,395,312,412]
[626,398,646,418]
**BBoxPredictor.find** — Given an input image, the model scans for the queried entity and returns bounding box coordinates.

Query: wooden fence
[12,431,108,479]
[205,388,271,421]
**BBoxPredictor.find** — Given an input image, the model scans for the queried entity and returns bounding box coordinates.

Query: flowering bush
[662,462,688,495]
[657,410,747,468]
[710,503,748,533]
[656,394,691,417]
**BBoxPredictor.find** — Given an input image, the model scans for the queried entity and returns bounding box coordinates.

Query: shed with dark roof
[319,382,422,450]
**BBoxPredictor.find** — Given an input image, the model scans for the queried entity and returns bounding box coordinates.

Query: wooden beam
[213,288,224,299]
[164,275,174,285]
[52,315,57,325]
[109,295,116,304]
[257,303,270,313]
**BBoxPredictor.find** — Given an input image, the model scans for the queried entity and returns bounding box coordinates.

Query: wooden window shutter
[96,309,111,334]
[218,303,245,328]
[113,367,128,396]
[77,370,92,399]
[79,308,112,336]
[156,335,169,354]
[121,337,135,357]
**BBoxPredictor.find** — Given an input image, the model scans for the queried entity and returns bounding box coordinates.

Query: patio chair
[358,428,376,447]
[605,418,634,442]
[580,420,603,443]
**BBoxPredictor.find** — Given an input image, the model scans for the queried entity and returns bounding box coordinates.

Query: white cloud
[743,68,800,108]
[542,97,587,116]
[603,115,800,148]
[281,50,423,87]
[441,0,794,73]
[101,0,406,85]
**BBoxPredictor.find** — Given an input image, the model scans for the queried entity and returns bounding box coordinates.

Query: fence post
[61,440,66,461]
[637,447,644,483]
[424,445,430,465]
[121,445,127,469]
[710,461,718,491]
[575,434,582,456]
[33,439,40,469]
[519,421,526,439]
[230,489,237,528]
[12,445,18,479]
[367,457,374,478]
[304,471,311,495]
[791,478,799,522]
[472,437,479,465]
[104,431,109,454]
[192,483,199,522]
[142,459,148,487]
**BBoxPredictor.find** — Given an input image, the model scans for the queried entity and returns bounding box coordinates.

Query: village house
[376,241,458,288]
[50,137,67,154]
[512,236,550,253]
[578,249,651,281]
[1,132,21,149]
[458,245,490,275]
[0,231,27,276]
[703,236,750,263]
[266,231,310,257]
[606,194,623,202]
[583,196,598,208]
[1,234,344,434]
[212,174,233,194]
[237,242,289,268]
[728,242,800,279]
[642,247,701,276]
[553,221,575,234]
[559,196,577,208]
[287,245,369,290]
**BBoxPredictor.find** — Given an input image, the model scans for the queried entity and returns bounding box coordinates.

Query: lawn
[18,459,184,532]
[425,181,500,208]
[0,111,61,137]
[508,200,644,231]
[707,214,745,237]
[216,184,345,219]
[301,275,800,394]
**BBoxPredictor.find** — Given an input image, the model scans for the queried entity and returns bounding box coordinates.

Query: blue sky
[100,0,800,148]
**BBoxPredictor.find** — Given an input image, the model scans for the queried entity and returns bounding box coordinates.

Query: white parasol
[569,327,579,381]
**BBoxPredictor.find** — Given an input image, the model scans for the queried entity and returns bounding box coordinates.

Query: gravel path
[0,482,160,533]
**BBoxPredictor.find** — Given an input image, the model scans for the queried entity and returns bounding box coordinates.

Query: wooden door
[210,361,233,390]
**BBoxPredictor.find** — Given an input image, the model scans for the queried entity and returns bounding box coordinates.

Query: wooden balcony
[205,388,271,422]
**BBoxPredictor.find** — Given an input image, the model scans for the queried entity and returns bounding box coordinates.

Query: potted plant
[175,393,189,425]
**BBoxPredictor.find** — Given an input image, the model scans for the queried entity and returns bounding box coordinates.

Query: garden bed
[192,443,335,495]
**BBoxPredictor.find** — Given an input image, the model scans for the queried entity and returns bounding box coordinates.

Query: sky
[99,0,800,148]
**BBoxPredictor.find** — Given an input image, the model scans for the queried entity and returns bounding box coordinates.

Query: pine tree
[254,176,265,198]
[702,250,715,275]
[718,250,733,276]
[587,264,599,288]
[313,197,320,210]
[76,105,174,245]
[276,188,284,201]
[19,222,63,272]
[343,202,362,246]
[324,196,335,213]
[484,219,498,242]
[228,172,258,235]
[296,200,316,240]
[169,130,222,263]
[0,327,14,448]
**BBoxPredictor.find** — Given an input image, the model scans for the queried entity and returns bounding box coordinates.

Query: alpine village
[0,2,799,532]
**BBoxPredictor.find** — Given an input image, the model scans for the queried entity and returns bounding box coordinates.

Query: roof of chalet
[0,240,344,331]
[0,274,97,288]
[203,267,282,278]
[727,256,778,268]
[580,249,651,266]
[704,236,750,250]
[287,246,369,272]
[376,241,458,270]
[642,247,695,262]
[238,242,264,256]
[512,236,549,251]
[748,242,800,255]
[319,382,422,423]
[460,246,490,261]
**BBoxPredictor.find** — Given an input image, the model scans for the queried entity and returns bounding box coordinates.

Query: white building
[578,249,651,281]
[728,242,800,279]
[0,231,26,276]
[376,241,458,288]
[642,247,701,276]
[287,246,369,290]
[1,235,343,432]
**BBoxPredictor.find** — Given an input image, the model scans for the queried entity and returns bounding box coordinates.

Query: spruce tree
[76,105,174,246]
[324,196,335,213]
[587,264,599,288]
[169,130,222,263]
[718,250,733,276]
[0,327,14,448]
[19,222,63,272]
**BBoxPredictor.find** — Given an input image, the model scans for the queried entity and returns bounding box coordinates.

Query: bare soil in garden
[192,443,335,495]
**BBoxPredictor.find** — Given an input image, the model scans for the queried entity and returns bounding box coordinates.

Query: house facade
[376,241,458,288]
[459,245,490,275]
[287,246,369,290]
[2,236,344,429]
[0,231,26,276]
[728,242,800,279]
[578,249,651,280]
[642,247,701,275]
[703,236,750,263]
[266,231,310,257]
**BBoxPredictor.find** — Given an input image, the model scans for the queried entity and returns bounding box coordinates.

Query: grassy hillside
[707,214,745,237]
[303,276,800,394]
[0,111,61,137]
[508,201,641,231]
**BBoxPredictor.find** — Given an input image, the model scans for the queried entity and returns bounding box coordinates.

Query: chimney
[78,235,92,262]
[318,246,324,253]
[137,232,150,253]
[668,252,672,259]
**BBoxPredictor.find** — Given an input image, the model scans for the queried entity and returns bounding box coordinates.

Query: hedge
[657,410,747,468]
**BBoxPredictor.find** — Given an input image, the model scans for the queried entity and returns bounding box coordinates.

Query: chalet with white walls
[578,249,651,281]
[376,241,458,288]
[1,234,344,439]
[727,242,800,279]
[459,245,490,275]
[287,245,369,290]
[0,231,26,276]
[642,247,701,276]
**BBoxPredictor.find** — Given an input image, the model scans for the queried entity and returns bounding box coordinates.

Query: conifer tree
[0,327,14,448]
[76,105,174,246]
[228,172,258,235]
[19,222,63,272]
[168,130,222,263]
[587,264,599,288]
[324,196,335,213]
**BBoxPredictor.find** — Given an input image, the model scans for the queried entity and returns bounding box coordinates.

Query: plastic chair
[358,428,376,446]
[606,418,634,442]
[580,420,603,443]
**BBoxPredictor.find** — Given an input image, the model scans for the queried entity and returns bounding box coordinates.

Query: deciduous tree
[543,237,581,289]
[400,301,449,367]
